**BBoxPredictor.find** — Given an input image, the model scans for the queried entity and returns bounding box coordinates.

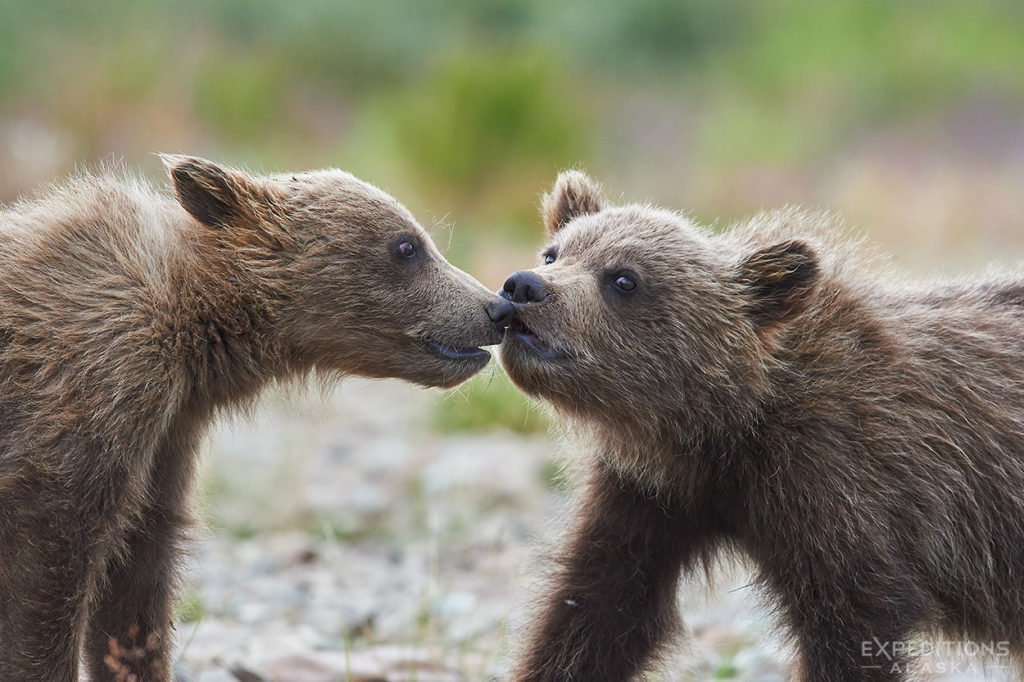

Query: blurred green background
[2,0,1024,431]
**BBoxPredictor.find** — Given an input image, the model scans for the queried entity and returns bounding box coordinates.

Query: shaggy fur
[499,170,1024,681]
[0,157,504,682]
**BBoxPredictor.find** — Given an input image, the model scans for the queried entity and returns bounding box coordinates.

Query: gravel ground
[173,376,1015,682]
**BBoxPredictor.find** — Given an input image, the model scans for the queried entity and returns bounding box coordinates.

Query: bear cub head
[165,155,506,388]
[498,170,822,434]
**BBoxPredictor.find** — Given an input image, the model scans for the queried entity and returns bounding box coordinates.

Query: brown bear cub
[496,171,1024,681]
[0,157,509,682]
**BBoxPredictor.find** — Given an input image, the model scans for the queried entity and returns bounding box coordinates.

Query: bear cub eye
[611,271,637,293]
[396,240,416,258]
[542,249,557,265]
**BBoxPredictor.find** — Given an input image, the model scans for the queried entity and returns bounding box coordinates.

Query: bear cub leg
[514,462,706,682]
[0,483,132,681]
[84,441,196,682]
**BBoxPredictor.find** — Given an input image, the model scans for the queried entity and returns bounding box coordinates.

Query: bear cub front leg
[513,463,707,682]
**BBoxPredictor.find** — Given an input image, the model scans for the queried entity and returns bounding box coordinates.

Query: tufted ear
[542,170,605,234]
[737,239,820,330]
[162,154,273,229]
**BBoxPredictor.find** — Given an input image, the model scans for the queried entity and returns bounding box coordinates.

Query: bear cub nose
[485,297,515,332]
[501,270,548,305]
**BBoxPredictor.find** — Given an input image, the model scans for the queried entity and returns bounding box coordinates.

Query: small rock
[229,664,271,682]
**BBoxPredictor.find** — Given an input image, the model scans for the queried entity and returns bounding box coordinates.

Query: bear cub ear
[542,170,605,234]
[162,154,268,230]
[737,239,820,329]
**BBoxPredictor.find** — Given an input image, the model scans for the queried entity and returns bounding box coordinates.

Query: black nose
[502,270,548,304]
[485,297,515,331]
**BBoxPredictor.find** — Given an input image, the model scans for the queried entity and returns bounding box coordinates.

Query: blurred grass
[5,2,1021,178]
[194,56,288,141]
[393,49,588,192]
[433,369,550,435]
[176,593,207,624]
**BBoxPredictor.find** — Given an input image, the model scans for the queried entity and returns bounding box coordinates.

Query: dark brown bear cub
[497,170,1024,681]
[0,157,507,682]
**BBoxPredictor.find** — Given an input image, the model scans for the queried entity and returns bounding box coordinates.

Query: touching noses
[485,297,515,331]
[486,270,549,333]
[501,270,548,304]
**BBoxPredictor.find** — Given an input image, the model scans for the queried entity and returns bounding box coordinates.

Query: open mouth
[427,341,491,362]
[507,318,557,358]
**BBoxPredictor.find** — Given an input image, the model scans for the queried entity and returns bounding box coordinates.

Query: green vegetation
[713,658,740,678]
[225,521,258,541]
[306,513,380,544]
[4,1,1020,181]
[394,49,588,191]
[432,369,550,435]
[194,56,287,142]
[176,593,207,624]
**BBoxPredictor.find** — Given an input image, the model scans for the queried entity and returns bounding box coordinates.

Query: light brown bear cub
[497,171,1024,681]
[0,157,508,682]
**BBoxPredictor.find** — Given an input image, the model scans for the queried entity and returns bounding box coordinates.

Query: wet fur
[0,158,501,681]
[501,171,1024,680]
